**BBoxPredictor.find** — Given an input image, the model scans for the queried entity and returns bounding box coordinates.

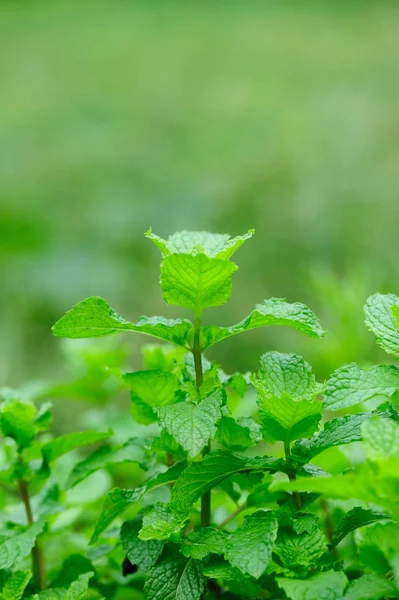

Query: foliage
[2,230,399,598]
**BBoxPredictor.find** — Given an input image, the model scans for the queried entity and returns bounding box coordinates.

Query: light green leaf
[201,298,324,349]
[52,297,193,347]
[332,507,390,547]
[120,520,164,571]
[170,450,281,516]
[277,570,348,600]
[325,363,399,410]
[216,416,261,451]
[0,518,45,569]
[0,570,31,600]
[90,462,185,543]
[253,352,322,443]
[66,438,149,489]
[344,573,399,600]
[393,304,399,329]
[145,228,254,260]
[225,511,278,579]
[292,413,374,462]
[156,392,224,458]
[139,503,188,542]
[362,416,399,461]
[160,253,237,313]
[181,527,227,560]
[145,551,205,600]
[0,398,37,448]
[30,572,94,600]
[42,429,112,464]
[124,370,180,425]
[274,518,327,573]
[364,293,399,358]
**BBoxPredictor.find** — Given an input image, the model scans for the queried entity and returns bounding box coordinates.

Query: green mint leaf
[201,298,324,349]
[151,430,187,462]
[393,304,399,329]
[324,363,399,410]
[120,519,164,571]
[361,416,399,461]
[344,573,399,600]
[124,370,180,425]
[0,517,45,569]
[51,555,94,588]
[216,416,261,451]
[0,570,31,600]
[156,392,224,458]
[292,413,376,462]
[273,518,327,573]
[66,438,149,489]
[139,504,188,542]
[364,293,399,358]
[253,352,322,443]
[181,527,227,560]
[52,297,192,347]
[277,570,348,600]
[170,450,282,516]
[160,254,237,312]
[225,511,278,579]
[0,397,37,448]
[145,228,254,259]
[90,462,185,543]
[332,507,390,547]
[42,429,112,464]
[32,572,94,600]
[144,551,205,600]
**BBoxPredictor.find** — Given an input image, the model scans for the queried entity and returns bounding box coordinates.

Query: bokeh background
[1,0,399,394]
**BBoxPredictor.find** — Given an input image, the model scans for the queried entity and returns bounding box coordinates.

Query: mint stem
[18,479,46,590]
[193,315,211,527]
[284,440,302,509]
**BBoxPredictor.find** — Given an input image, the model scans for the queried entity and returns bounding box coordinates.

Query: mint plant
[2,231,399,599]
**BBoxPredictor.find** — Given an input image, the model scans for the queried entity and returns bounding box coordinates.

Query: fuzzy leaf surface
[124,370,180,425]
[156,393,223,458]
[325,363,399,410]
[160,253,237,312]
[364,293,399,358]
[225,511,278,579]
[52,296,192,347]
[139,503,188,542]
[145,229,254,259]
[144,552,205,600]
[201,298,324,349]
[181,527,227,560]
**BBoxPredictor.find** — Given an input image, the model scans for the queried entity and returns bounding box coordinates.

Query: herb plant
[1,230,399,600]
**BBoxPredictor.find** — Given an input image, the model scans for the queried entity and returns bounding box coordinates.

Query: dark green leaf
[332,507,390,547]
[121,520,164,571]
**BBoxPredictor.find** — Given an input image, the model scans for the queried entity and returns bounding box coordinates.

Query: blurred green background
[1,0,399,389]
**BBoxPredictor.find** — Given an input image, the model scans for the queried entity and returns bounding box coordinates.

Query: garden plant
[1,230,399,599]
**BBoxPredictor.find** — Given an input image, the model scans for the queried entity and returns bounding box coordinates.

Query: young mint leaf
[216,416,261,451]
[181,527,227,560]
[170,450,282,516]
[90,462,185,543]
[364,293,399,358]
[145,228,254,259]
[225,511,278,579]
[393,305,399,329]
[201,298,324,349]
[123,370,180,425]
[52,297,193,347]
[277,570,348,600]
[253,352,322,443]
[0,517,45,569]
[160,254,237,312]
[139,504,188,542]
[121,520,164,571]
[332,507,390,547]
[42,429,112,464]
[324,363,399,410]
[66,438,149,489]
[273,519,327,574]
[144,550,205,600]
[361,416,399,461]
[0,398,37,448]
[156,392,224,458]
[344,573,399,600]
[0,570,32,600]
[292,413,375,462]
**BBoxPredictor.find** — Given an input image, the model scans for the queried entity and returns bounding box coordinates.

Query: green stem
[320,496,339,560]
[217,502,247,530]
[18,479,46,590]
[193,315,211,527]
[283,440,301,510]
